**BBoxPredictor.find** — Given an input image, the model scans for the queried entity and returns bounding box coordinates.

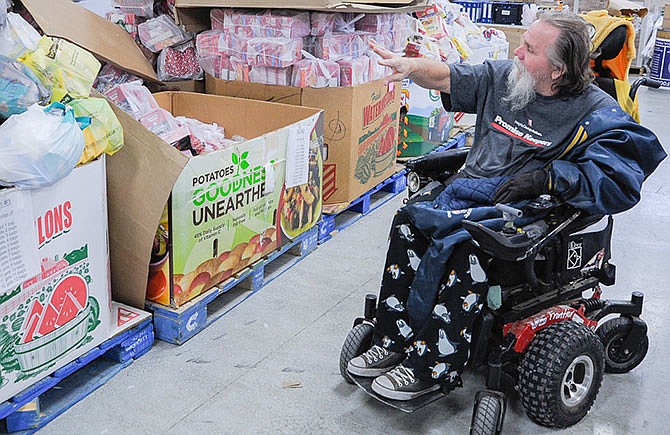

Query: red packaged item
[198,54,232,79]
[310,12,336,36]
[337,55,370,87]
[355,14,394,33]
[229,57,250,81]
[291,56,339,88]
[224,9,310,39]
[106,11,138,40]
[314,33,364,60]
[111,0,154,18]
[103,81,159,119]
[138,15,190,53]
[140,108,189,146]
[94,63,142,94]
[245,37,302,68]
[248,65,293,85]
[158,41,203,81]
[210,9,225,30]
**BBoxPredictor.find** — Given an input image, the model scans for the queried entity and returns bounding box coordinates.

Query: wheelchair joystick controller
[495,204,523,235]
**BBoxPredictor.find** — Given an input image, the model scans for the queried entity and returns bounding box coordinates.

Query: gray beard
[503,58,537,112]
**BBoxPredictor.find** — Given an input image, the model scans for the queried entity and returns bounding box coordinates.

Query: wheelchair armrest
[405,147,469,177]
[462,220,532,262]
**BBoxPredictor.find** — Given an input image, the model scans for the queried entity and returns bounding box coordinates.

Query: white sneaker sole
[371,378,441,401]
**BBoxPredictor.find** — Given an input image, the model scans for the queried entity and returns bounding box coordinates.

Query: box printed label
[0,191,40,291]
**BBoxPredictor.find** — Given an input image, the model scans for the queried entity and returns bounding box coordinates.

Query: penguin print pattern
[382,295,405,312]
[372,204,489,386]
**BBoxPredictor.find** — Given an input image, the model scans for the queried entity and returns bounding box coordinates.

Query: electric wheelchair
[339,77,660,434]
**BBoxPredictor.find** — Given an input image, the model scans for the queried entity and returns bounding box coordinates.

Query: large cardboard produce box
[0,158,111,404]
[206,77,400,206]
[111,92,324,308]
[398,78,454,158]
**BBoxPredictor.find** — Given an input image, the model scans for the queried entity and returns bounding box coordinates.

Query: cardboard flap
[103,96,188,308]
[175,0,431,30]
[23,0,159,82]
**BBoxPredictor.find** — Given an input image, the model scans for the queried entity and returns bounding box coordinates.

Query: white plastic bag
[0,102,87,189]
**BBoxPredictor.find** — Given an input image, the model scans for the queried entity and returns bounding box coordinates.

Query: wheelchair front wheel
[470,390,506,435]
[339,322,374,384]
[518,321,605,428]
[596,317,649,373]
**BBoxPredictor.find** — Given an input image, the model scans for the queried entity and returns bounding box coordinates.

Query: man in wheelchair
[343,10,666,416]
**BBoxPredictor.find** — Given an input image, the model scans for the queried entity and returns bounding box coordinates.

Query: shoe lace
[363,345,388,363]
[387,365,416,386]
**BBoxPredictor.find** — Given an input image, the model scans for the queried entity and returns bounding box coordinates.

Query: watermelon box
[0,158,112,404]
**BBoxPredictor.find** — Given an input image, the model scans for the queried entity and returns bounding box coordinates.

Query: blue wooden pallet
[318,132,469,244]
[147,226,319,345]
[0,319,154,433]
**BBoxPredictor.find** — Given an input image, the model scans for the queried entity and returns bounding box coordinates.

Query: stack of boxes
[650,4,670,87]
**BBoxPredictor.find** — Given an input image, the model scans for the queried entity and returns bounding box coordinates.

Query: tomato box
[205,76,400,208]
[0,158,112,404]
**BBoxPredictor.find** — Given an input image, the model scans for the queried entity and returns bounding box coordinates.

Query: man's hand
[368,40,451,93]
[369,40,415,84]
[492,169,549,204]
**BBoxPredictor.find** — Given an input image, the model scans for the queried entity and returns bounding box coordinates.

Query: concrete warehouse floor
[38,85,670,434]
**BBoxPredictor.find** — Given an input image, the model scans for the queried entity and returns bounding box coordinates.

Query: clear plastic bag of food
[0,102,87,189]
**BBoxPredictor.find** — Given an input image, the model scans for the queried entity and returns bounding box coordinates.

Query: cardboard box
[139,92,324,307]
[23,0,324,309]
[174,0,432,32]
[206,76,400,206]
[0,159,111,404]
[398,78,454,158]
[108,92,323,308]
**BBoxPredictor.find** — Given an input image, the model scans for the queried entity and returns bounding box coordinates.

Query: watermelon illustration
[20,274,88,343]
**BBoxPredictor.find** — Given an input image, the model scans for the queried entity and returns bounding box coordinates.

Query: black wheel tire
[470,394,503,435]
[596,317,649,373]
[339,322,374,384]
[518,321,605,428]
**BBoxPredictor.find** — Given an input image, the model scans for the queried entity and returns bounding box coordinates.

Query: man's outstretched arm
[369,41,452,94]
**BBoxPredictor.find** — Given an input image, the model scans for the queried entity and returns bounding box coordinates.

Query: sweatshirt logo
[492,115,552,147]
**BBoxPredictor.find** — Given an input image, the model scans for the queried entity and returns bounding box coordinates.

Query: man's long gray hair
[539,11,593,98]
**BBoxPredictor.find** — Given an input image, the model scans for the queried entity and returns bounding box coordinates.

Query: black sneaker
[371,365,440,401]
[347,345,406,377]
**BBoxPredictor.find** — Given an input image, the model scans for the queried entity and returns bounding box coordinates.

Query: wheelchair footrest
[349,373,447,413]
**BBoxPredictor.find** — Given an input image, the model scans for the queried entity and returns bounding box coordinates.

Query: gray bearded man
[346,11,666,401]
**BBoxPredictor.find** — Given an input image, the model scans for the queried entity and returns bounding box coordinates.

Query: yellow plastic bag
[19,36,101,103]
[70,98,124,165]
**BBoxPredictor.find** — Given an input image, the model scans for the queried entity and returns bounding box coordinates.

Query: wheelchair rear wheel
[596,317,649,373]
[339,322,374,384]
[518,321,605,428]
